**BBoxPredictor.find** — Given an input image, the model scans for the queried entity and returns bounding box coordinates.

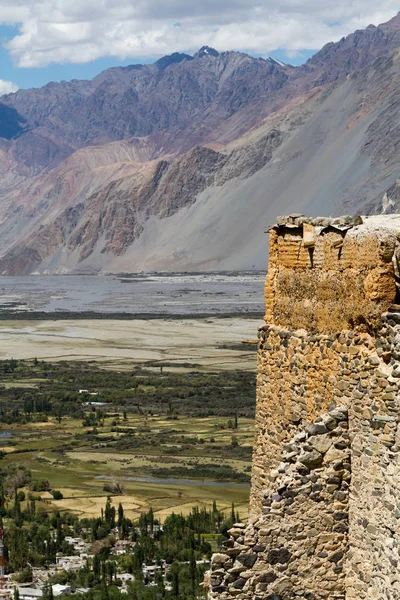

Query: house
[52,585,71,596]
[64,537,81,545]
[143,565,158,576]
[18,588,42,600]
[118,573,135,583]
[111,540,134,557]
[56,556,87,571]
[112,548,128,556]
[63,537,90,555]
[83,401,106,406]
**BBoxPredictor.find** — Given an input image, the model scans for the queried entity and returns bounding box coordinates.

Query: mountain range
[2,15,400,274]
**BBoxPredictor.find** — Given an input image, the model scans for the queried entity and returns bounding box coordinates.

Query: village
[0,529,210,599]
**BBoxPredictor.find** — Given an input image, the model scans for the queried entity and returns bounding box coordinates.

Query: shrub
[103,481,124,494]
[29,479,50,492]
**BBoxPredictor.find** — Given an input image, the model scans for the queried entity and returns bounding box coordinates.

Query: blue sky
[0,29,153,89]
[0,2,398,92]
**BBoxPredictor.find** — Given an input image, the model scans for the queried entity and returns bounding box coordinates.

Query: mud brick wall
[265,215,397,333]
[208,215,400,600]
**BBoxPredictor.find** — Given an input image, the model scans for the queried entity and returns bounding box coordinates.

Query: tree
[104,497,115,528]
[170,562,179,599]
[117,503,124,528]
[42,582,54,600]
[100,582,109,600]
[148,507,154,534]
[93,555,101,582]
[189,550,196,598]
[230,503,236,523]
[13,489,21,525]
[16,491,25,502]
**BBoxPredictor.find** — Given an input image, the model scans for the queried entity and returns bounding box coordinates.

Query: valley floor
[0,316,261,370]
[0,314,260,522]
[0,270,262,522]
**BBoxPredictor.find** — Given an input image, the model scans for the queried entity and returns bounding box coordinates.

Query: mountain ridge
[1,15,400,274]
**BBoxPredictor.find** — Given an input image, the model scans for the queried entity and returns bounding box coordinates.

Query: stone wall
[347,311,400,598]
[208,215,400,600]
[209,406,350,600]
[252,325,343,507]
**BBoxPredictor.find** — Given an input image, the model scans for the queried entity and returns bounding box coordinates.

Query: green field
[0,357,256,522]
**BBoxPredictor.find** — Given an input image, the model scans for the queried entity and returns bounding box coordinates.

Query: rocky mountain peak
[380,11,400,31]
[154,51,193,70]
[267,56,287,67]
[195,46,219,58]
[297,12,400,87]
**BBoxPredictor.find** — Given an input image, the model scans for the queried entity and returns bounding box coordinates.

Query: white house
[52,585,71,596]
[56,556,87,571]
[119,573,135,583]
[18,589,42,600]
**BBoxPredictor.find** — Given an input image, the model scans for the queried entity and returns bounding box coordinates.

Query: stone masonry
[208,214,400,600]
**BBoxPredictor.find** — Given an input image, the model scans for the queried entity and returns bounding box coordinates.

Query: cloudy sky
[0,0,399,92]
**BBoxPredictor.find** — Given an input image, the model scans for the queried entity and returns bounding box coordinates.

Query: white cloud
[0,0,399,67]
[0,79,19,94]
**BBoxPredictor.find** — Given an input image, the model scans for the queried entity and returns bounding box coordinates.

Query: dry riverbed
[0,317,262,370]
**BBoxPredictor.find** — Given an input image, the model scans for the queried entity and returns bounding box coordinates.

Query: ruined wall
[209,406,350,600]
[252,325,343,507]
[265,215,397,332]
[208,215,400,600]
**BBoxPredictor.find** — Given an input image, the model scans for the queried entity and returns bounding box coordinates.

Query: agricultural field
[0,348,257,523]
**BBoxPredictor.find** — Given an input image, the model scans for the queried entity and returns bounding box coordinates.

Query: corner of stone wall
[208,407,350,600]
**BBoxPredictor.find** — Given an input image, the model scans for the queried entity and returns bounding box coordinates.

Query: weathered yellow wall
[265,221,397,333]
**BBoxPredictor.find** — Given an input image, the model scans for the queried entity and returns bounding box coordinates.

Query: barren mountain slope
[0,50,290,173]
[0,137,166,256]
[2,13,400,173]
[4,45,400,274]
[2,16,400,273]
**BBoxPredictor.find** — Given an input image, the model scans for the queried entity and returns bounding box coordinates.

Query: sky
[0,1,399,93]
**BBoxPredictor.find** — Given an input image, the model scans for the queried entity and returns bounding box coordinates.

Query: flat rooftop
[269,214,400,236]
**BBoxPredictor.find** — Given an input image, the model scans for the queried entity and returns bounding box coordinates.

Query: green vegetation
[0,358,255,418]
[0,459,239,600]
[0,358,255,521]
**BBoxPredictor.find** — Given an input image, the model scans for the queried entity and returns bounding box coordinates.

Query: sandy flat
[0,317,262,370]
